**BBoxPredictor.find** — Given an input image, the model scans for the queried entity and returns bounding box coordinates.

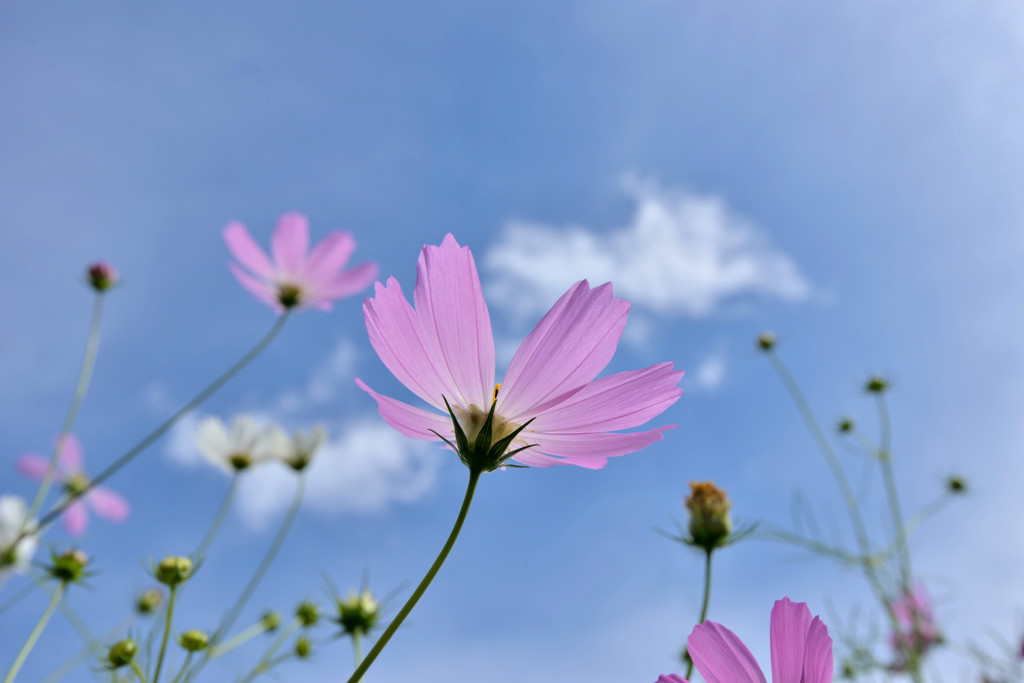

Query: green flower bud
[135,588,164,615]
[686,481,733,551]
[106,638,137,669]
[946,475,967,494]
[335,588,379,636]
[296,601,319,627]
[261,610,282,632]
[178,629,209,652]
[49,549,89,584]
[155,556,193,587]
[837,417,854,433]
[295,635,312,659]
[756,331,776,351]
[87,261,118,292]
[865,375,889,393]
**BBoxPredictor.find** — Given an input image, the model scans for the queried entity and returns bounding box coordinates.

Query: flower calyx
[432,395,537,473]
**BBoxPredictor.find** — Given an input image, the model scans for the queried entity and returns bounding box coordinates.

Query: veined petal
[526,426,673,460]
[303,230,356,282]
[508,450,574,468]
[770,597,813,683]
[802,616,834,683]
[499,281,628,418]
[271,213,310,277]
[228,263,282,311]
[413,234,495,409]
[688,621,767,683]
[63,500,89,536]
[528,363,683,432]
[16,454,49,480]
[224,222,275,279]
[363,277,460,411]
[86,488,130,522]
[355,379,454,441]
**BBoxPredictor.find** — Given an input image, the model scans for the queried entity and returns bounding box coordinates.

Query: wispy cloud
[273,338,358,414]
[483,176,810,320]
[694,353,727,392]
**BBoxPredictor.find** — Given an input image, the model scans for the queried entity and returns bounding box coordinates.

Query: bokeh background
[3,2,1024,680]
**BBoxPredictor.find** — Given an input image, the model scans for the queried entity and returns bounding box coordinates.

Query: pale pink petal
[688,621,767,683]
[16,454,50,480]
[62,500,89,536]
[770,597,813,683]
[303,230,356,283]
[526,426,673,460]
[363,277,459,410]
[655,677,688,683]
[528,363,684,432]
[228,263,283,311]
[802,616,834,683]
[355,379,454,441]
[271,213,310,277]
[316,262,379,300]
[86,487,130,523]
[508,451,573,468]
[223,222,275,279]
[54,434,83,472]
[413,234,494,409]
[499,281,629,418]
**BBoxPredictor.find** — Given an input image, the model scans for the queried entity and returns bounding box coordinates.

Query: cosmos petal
[62,500,89,536]
[223,222,275,279]
[802,616,834,683]
[228,263,282,310]
[770,598,814,683]
[355,379,454,441]
[271,213,310,277]
[304,230,356,282]
[688,621,767,683]
[16,454,50,480]
[526,427,673,460]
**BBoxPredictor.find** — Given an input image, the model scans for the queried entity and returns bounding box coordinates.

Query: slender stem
[132,661,149,682]
[168,651,193,683]
[3,582,65,683]
[208,621,272,658]
[684,550,713,680]
[196,475,239,560]
[352,631,364,671]
[238,619,300,683]
[347,467,483,683]
[37,315,287,531]
[0,581,36,617]
[152,585,178,683]
[26,294,105,524]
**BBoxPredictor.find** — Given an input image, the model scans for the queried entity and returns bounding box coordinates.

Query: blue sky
[3,1,1024,681]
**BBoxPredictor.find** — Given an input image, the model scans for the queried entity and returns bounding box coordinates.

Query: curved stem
[196,475,239,560]
[26,294,105,524]
[208,620,271,658]
[684,550,713,680]
[131,661,148,682]
[37,315,287,531]
[347,467,482,683]
[152,585,178,683]
[3,582,65,683]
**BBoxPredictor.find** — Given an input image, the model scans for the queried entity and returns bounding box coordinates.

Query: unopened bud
[837,417,854,433]
[87,261,118,292]
[336,588,379,636]
[135,588,164,615]
[756,332,776,351]
[155,556,192,587]
[865,375,889,393]
[296,601,319,627]
[946,475,967,495]
[295,635,312,658]
[686,481,733,551]
[261,610,282,632]
[106,638,137,668]
[178,629,209,652]
[49,549,89,583]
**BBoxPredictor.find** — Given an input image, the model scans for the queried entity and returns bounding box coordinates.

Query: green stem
[352,631,364,671]
[208,620,272,658]
[132,661,149,682]
[0,581,36,617]
[238,619,300,683]
[37,315,287,532]
[347,467,483,683]
[196,475,239,560]
[26,294,105,524]
[152,585,178,683]
[684,550,713,680]
[3,582,65,683]
[168,651,193,683]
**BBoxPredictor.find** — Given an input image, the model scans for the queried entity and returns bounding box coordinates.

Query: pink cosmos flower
[656,597,834,683]
[356,234,684,470]
[889,584,941,668]
[224,212,378,313]
[17,435,130,536]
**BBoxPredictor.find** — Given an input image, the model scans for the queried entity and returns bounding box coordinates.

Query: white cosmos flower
[278,425,327,472]
[0,496,38,588]
[196,415,288,474]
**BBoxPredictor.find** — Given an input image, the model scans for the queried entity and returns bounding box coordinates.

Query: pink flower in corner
[224,213,378,313]
[889,584,941,668]
[17,435,130,536]
[655,597,834,683]
[356,234,684,470]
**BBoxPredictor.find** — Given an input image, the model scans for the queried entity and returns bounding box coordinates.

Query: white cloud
[483,176,810,319]
[694,353,727,391]
[272,338,358,414]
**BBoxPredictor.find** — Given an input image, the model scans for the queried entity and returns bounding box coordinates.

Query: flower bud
[155,556,193,587]
[686,481,733,551]
[295,635,312,659]
[49,548,89,583]
[296,601,319,627]
[87,261,118,292]
[335,588,379,636]
[865,375,889,393]
[756,331,776,351]
[261,610,282,632]
[837,417,854,433]
[135,587,164,615]
[106,638,137,669]
[178,629,209,652]
[946,475,967,495]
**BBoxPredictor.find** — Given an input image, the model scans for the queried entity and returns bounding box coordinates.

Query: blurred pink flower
[889,584,941,668]
[17,435,130,536]
[224,212,378,313]
[356,233,684,470]
[656,597,834,683]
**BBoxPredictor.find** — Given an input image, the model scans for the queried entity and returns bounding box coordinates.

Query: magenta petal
[223,222,275,278]
[318,261,379,299]
[802,616,834,683]
[499,280,629,418]
[655,677,688,683]
[530,363,684,432]
[688,621,767,683]
[355,379,454,441]
[62,500,89,536]
[304,230,356,282]
[271,212,310,277]
[16,454,50,480]
[228,263,282,311]
[508,450,573,468]
[770,597,813,683]
[413,234,495,409]
[86,487,130,523]
[54,434,84,472]
[528,426,673,459]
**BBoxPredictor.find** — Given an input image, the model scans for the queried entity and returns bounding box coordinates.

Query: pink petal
[303,230,356,283]
[802,616,834,683]
[526,426,673,460]
[499,281,629,419]
[770,597,813,683]
[228,263,283,312]
[317,261,379,300]
[62,500,89,536]
[508,450,574,468]
[355,379,454,441]
[655,677,688,683]
[688,621,767,683]
[16,454,50,480]
[529,363,684,432]
[271,213,310,277]
[413,234,495,409]
[223,222,275,279]
[86,487,130,523]
[363,277,460,411]
[54,434,83,472]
